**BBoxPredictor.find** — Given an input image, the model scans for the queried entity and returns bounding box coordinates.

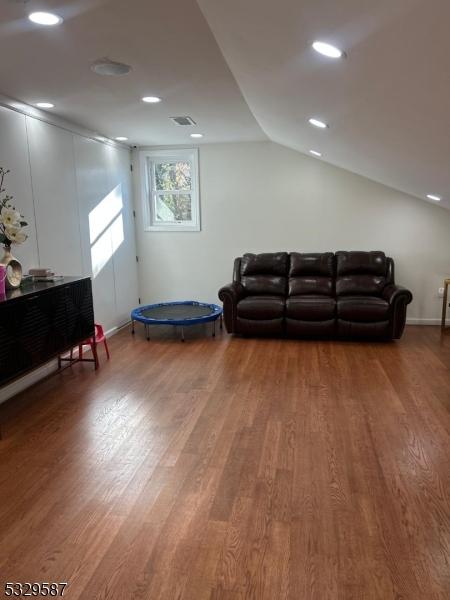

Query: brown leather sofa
[218,251,413,340]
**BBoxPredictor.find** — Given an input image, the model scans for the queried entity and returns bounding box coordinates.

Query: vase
[1,246,22,289]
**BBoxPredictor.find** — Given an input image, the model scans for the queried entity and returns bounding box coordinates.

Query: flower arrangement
[0,167,28,247]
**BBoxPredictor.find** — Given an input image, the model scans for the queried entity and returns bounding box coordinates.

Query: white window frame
[140,148,200,232]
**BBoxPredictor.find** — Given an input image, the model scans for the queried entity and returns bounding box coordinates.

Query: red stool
[72,323,110,369]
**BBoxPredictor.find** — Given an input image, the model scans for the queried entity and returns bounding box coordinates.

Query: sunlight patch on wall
[89,184,124,277]
[89,185,123,244]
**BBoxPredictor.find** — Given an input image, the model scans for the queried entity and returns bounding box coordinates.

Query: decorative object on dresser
[219,251,413,340]
[0,276,95,437]
[0,264,6,299]
[28,268,64,282]
[0,167,28,289]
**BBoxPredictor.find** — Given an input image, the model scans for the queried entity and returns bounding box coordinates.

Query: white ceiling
[0,0,265,145]
[197,0,450,208]
[1,0,449,208]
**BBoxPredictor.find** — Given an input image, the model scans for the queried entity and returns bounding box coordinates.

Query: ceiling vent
[170,116,196,126]
[91,58,132,76]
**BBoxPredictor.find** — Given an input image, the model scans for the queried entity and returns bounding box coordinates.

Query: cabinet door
[0,301,33,382]
[27,119,83,276]
[65,280,95,347]
[0,288,66,384]
[19,288,67,364]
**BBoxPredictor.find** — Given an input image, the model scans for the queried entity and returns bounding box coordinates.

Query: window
[140,148,200,231]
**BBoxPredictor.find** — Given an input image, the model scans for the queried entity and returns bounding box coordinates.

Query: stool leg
[104,339,110,359]
[79,344,83,360]
[92,342,99,370]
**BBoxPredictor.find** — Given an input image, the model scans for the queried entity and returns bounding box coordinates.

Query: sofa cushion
[288,252,334,296]
[289,252,334,276]
[240,252,288,296]
[289,276,333,296]
[337,296,390,322]
[241,252,288,276]
[336,251,387,296]
[286,296,336,321]
[237,296,285,320]
[336,251,386,276]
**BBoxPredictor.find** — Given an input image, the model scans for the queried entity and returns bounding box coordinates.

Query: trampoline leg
[181,326,185,342]
[212,320,216,337]
[146,324,150,341]
[131,319,135,334]
[220,314,223,330]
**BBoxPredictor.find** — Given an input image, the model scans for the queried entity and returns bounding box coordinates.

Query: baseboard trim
[0,321,130,406]
[406,318,441,325]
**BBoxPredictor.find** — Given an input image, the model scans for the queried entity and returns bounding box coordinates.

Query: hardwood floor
[0,325,449,599]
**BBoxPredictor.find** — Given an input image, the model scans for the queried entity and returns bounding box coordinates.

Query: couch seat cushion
[237,296,285,320]
[286,296,336,321]
[337,296,389,322]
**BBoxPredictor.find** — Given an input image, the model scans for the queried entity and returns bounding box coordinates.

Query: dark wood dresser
[0,276,94,387]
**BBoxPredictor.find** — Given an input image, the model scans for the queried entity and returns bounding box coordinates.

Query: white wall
[0,104,139,401]
[133,141,450,323]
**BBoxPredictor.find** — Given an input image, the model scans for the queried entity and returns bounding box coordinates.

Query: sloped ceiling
[0,0,449,208]
[197,0,450,208]
[0,0,265,145]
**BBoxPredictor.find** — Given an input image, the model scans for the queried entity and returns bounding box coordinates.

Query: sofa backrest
[288,253,335,296]
[240,252,288,295]
[336,251,387,296]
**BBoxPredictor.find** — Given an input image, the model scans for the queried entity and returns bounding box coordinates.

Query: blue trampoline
[131,301,223,341]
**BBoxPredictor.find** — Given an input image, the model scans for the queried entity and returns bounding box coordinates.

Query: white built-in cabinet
[0,105,138,335]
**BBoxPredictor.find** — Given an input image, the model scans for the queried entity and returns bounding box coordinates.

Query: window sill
[144,224,201,232]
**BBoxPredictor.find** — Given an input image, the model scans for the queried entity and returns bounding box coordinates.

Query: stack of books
[28,268,64,282]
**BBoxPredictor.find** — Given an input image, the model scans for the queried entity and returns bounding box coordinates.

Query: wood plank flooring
[0,325,449,599]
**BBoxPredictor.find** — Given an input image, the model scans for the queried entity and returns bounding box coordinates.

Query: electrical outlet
[438,287,444,297]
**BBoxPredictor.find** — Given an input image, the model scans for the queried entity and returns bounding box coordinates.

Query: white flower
[0,207,21,227]
[5,224,27,245]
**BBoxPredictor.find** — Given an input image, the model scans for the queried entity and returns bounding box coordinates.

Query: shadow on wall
[89,184,124,277]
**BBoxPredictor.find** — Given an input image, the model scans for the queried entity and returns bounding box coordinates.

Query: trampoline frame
[131,301,223,342]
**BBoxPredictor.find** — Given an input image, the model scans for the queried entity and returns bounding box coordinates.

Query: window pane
[155,194,192,222]
[154,161,191,191]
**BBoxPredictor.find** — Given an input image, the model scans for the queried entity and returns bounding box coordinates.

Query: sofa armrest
[218,282,245,333]
[382,284,413,339]
[382,284,413,305]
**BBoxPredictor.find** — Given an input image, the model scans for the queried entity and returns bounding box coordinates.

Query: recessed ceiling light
[308,117,328,129]
[115,136,128,141]
[28,12,63,26]
[312,41,344,59]
[309,150,322,157]
[190,133,203,138]
[427,194,441,202]
[35,102,54,109]
[142,96,161,103]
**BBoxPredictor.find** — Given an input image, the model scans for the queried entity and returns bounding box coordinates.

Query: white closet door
[106,147,139,324]
[27,118,83,276]
[74,137,118,331]
[0,107,39,270]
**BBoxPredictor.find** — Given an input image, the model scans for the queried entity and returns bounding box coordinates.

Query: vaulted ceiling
[0,0,265,145]
[1,0,449,208]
